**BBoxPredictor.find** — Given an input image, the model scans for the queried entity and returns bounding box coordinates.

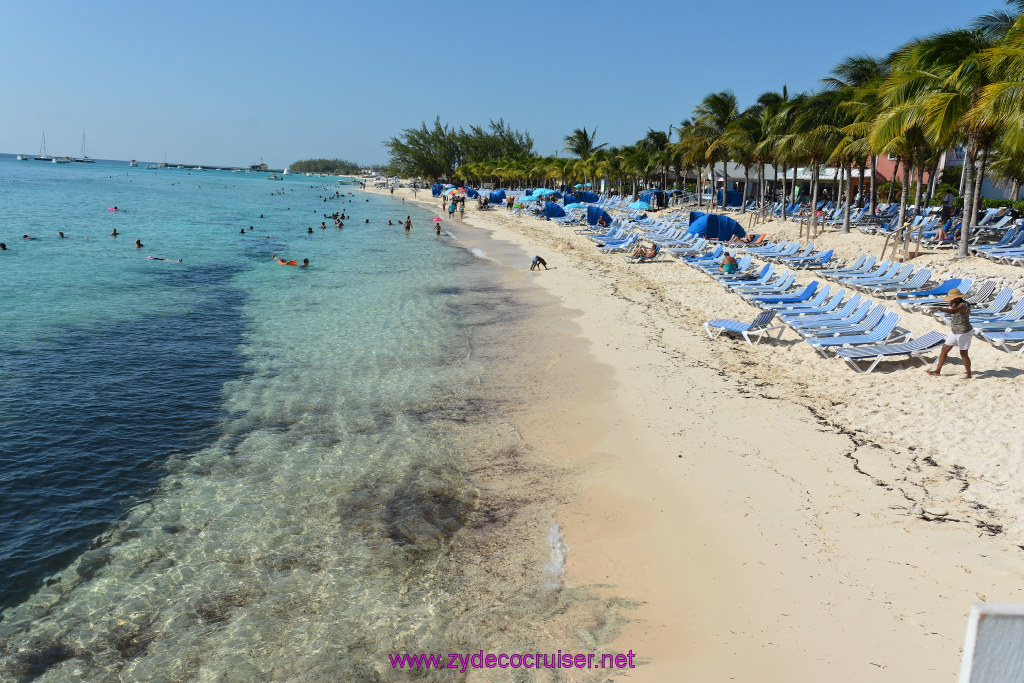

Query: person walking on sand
[458,200,465,220]
[927,289,973,379]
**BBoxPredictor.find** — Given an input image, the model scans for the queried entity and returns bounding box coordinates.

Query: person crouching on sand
[530,255,548,271]
[927,289,973,379]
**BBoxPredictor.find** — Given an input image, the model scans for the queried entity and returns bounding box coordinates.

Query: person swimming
[135,239,143,248]
[148,256,182,262]
[307,227,314,234]
[110,228,119,236]
[58,232,65,238]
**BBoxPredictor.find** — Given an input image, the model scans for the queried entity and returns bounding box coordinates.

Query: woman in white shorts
[927,289,973,379]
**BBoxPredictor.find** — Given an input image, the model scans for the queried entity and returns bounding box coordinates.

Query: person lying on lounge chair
[729,233,757,244]
[631,244,657,259]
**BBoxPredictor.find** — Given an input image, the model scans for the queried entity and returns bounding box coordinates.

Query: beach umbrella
[533,188,556,195]
[444,188,459,195]
[585,182,593,187]
[573,183,584,188]
[629,201,653,210]
[457,187,468,193]
[517,195,540,202]
[564,203,588,209]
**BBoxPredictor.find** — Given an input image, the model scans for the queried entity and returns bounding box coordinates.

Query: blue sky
[0,0,1000,167]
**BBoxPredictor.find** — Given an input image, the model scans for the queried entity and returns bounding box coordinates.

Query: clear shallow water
[0,158,618,680]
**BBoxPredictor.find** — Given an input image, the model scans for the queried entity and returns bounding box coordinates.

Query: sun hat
[945,288,964,300]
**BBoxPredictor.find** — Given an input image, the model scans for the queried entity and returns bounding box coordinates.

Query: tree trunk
[1012,179,1021,202]
[959,141,978,258]
[779,164,788,222]
[841,163,853,234]
[809,162,820,235]
[886,158,898,205]
[722,154,729,210]
[912,160,923,217]
[972,146,989,223]
[869,155,878,214]
[741,165,750,213]
[893,160,911,260]
[903,161,923,260]
[929,153,942,204]
[758,163,765,218]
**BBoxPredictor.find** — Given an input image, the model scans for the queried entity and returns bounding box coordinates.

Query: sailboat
[34,133,53,162]
[73,131,95,163]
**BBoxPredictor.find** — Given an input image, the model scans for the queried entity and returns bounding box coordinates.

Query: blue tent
[685,213,746,241]
[465,188,480,198]
[577,191,599,203]
[689,211,706,226]
[544,201,566,219]
[638,189,668,209]
[587,206,612,226]
[716,189,744,207]
[563,193,578,204]
[489,189,506,204]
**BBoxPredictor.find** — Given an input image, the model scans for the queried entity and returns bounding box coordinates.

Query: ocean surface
[0,157,611,680]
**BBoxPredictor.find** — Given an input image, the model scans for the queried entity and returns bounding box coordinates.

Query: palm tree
[825,55,890,228]
[690,92,741,209]
[880,28,997,257]
[562,127,607,160]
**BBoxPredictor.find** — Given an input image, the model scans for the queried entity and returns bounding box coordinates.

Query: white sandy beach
[377,187,1024,681]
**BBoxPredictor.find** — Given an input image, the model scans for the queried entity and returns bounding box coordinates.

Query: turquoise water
[0,158,612,680]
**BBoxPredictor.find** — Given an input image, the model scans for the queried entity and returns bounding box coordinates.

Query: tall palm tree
[881,28,997,257]
[690,91,741,209]
[562,127,607,160]
[825,55,890,226]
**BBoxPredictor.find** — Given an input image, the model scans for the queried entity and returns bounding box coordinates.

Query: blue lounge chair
[752,281,819,306]
[818,255,876,278]
[979,330,1024,354]
[761,285,832,311]
[831,331,942,374]
[797,304,886,338]
[622,243,665,263]
[807,313,909,356]
[767,288,845,314]
[704,310,778,345]
[867,268,933,298]
[780,295,864,324]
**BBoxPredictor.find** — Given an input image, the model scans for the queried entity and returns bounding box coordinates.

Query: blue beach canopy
[637,189,668,209]
[489,189,506,204]
[716,189,744,207]
[685,213,746,241]
[465,188,479,198]
[543,201,566,218]
[576,191,599,203]
[587,206,612,226]
[563,193,578,204]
